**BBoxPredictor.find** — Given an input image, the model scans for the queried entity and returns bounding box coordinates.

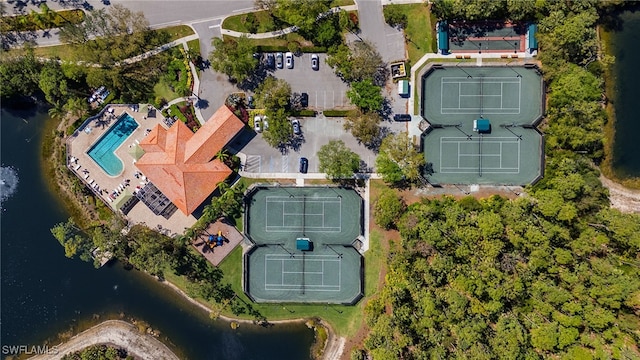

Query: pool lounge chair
[88,179,94,185]
[84,173,90,180]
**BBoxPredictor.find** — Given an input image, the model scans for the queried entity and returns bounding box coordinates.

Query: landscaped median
[0,6,85,32]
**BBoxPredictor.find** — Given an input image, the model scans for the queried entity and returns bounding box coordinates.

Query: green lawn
[187,39,201,57]
[387,3,437,64]
[153,81,181,105]
[158,25,196,41]
[331,0,355,6]
[222,10,280,34]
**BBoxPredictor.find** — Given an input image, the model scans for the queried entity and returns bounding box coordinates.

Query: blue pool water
[87,113,139,176]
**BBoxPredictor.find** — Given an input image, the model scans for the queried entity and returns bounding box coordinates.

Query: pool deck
[67,104,197,235]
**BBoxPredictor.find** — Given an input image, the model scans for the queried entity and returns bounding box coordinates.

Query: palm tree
[48,102,66,120]
[215,149,231,164]
[64,97,88,120]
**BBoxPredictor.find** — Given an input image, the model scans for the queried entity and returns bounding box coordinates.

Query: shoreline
[158,278,345,359]
[27,320,179,360]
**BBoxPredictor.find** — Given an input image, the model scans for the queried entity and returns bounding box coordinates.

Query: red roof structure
[135,106,244,215]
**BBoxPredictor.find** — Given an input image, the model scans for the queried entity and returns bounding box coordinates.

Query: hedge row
[292,109,317,117]
[257,45,327,53]
[322,109,352,117]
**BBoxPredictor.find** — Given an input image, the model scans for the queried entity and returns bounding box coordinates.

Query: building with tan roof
[135,106,245,215]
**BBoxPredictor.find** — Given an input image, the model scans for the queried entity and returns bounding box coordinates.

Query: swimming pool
[87,113,139,176]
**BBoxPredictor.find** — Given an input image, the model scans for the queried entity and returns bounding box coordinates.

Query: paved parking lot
[238,116,379,175]
[267,53,351,110]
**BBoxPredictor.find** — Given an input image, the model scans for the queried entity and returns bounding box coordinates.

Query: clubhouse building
[67,104,245,235]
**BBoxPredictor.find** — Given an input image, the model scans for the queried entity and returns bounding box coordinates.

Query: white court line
[458,94,502,97]
[440,137,522,174]
[440,76,523,114]
[264,255,343,291]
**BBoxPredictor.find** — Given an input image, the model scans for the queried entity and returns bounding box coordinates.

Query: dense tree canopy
[375,133,425,184]
[318,140,361,180]
[346,80,384,113]
[326,41,386,85]
[255,75,292,110]
[344,109,381,146]
[208,36,258,83]
[361,2,640,360]
[364,193,640,359]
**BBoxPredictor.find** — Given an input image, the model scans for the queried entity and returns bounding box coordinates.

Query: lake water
[0,106,314,359]
[607,9,640,177]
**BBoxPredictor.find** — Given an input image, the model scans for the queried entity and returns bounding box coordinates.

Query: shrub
[323,109,352,117]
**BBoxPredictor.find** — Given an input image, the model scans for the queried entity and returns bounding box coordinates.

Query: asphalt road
[4,0,254,47]
[354,0,405,63]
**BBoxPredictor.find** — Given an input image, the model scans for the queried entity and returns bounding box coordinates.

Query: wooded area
[358,1,640,359]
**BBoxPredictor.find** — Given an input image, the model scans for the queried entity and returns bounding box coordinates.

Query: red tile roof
[135,106,244,215]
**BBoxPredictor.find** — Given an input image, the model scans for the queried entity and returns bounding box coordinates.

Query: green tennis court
[422,65,543,125]
[448,22,527,52]
[244,186,364,304]
[420,65,544,185]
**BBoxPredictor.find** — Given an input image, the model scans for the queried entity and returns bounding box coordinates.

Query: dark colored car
[300,93,309,108]
[247,95,254,109]
[266,53,275,69]
[299,157,308,173]
[276,52,284,69]
[393,114,412,121]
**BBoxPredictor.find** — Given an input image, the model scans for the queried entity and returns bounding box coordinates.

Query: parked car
[247,95,254,109]
[262,115,269,130]
[254,115,262,132]
[299,157,309,173]
[291,118,301,135]
[393,114,412,121]
[311,54,319,70]
[300,93,309,108]
[285,52,294,69]
[266,53,275,69]
[276,52,284,69]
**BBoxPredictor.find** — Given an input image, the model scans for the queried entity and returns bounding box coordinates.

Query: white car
[285,52,294,69]
[291,118,301,135]
[262,115,269,130]
[253,115,262,132]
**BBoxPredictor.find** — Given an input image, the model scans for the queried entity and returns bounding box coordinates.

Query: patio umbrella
[128,143,145,160]
[113,189,133,210]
